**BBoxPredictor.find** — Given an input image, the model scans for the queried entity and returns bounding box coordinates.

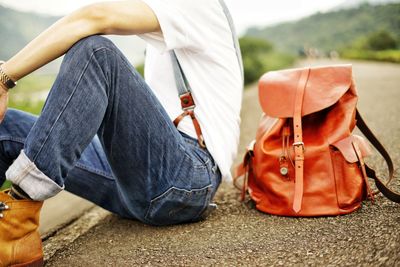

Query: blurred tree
[239,37,295,85]
[242,54,265,86]
[240,37,273,85]
[239,37,273,55]
[246,3,400,55]
[364,30,398,50]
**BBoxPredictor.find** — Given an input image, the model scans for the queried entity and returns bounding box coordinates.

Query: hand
[0,84,9,123]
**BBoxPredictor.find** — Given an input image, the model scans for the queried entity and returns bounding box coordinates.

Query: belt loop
[212,163,218,174]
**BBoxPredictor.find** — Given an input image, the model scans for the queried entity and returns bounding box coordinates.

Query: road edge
[43,206,110,262]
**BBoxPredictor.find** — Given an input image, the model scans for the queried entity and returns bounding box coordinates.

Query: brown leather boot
[0,190,43,267]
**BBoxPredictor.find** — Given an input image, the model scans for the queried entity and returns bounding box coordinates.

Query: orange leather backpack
[235,65,400,216]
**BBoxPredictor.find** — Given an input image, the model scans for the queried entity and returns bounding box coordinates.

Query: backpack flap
[331,135,372,163]
[258,65,353,118]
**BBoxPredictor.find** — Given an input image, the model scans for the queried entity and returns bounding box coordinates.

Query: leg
[0,110,129,267]
[5,36,220,224]
[0,109,130,217]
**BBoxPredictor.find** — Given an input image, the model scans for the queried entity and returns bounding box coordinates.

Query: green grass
[6,73,51,115]
[8,98,45,115]
[0,180,11,190]
[13,74,55,94]
[341,49,400,63]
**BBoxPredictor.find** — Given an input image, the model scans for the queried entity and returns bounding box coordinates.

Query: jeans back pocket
[145,185,212,226]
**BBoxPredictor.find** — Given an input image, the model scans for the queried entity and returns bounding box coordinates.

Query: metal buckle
[292,141,305,152]
[198,135,206,149]
[179,92,196,111]
[247,140,256,157]
[0,202,9,219]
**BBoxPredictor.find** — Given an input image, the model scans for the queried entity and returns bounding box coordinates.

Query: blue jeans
[0,35,221,226]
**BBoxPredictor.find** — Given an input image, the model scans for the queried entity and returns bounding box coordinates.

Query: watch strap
[0,61,17,89]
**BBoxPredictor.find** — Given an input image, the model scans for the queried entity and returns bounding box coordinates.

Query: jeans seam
[188,155,211,169]
[102,47,140,82]
[93,47,180,162]
[104,47,180,139]
[75,162,114,180]
[13,163,35,184]
[0,136,25,143]
[31,47,106,162]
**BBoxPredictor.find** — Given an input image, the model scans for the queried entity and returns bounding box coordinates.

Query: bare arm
[0,0,160,121]
[1,0,160,81]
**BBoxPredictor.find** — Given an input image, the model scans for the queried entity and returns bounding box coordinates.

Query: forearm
[0,0,159,85]
[1,6,104,81]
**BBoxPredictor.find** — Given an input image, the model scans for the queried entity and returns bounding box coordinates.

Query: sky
[0,0,346,33]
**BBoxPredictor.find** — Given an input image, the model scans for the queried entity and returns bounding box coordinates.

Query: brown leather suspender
[169,52,206,148]
[173,92,206,148]
[169,0,243,149]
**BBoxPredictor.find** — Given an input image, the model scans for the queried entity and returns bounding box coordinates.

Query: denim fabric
[0,35,221,226]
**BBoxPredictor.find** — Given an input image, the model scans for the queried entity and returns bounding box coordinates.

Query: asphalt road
[40,191,93,235]
[47,59,400,266]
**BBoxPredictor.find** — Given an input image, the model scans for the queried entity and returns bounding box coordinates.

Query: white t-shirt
[139,0,243,180]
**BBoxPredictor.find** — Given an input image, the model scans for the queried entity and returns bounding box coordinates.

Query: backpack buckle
[292,141,305,152]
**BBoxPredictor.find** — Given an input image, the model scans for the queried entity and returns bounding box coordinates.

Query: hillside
[0,5,146,72]
[0,5,58,60]
[246,3,400,54]
[334,0,400,10]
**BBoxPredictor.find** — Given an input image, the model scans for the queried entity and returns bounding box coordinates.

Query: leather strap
[365,165,400,203]
[352,141,375,202]
[234,149,253,201]
[0,61,17,89]
[169,0,243,149]
[170,51,206,147]
[174,110,206,148]
[170,52,191,96]
[356,110,400,203]
[292,68,310,213]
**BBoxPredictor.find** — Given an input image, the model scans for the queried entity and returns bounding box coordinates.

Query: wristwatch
[0,61,17,89]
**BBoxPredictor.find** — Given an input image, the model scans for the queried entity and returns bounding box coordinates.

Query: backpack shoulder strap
[356,109,400,203]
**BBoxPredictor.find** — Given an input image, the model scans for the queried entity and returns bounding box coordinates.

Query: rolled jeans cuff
[5,150,64,201]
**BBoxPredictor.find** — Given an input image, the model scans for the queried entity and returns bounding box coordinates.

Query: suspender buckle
[179,92,196,111]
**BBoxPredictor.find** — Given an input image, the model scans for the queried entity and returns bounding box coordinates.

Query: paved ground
[46,59,400,266]
[39,191,93,236]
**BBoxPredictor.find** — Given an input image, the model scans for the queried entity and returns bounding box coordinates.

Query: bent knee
[68,35,117,56]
